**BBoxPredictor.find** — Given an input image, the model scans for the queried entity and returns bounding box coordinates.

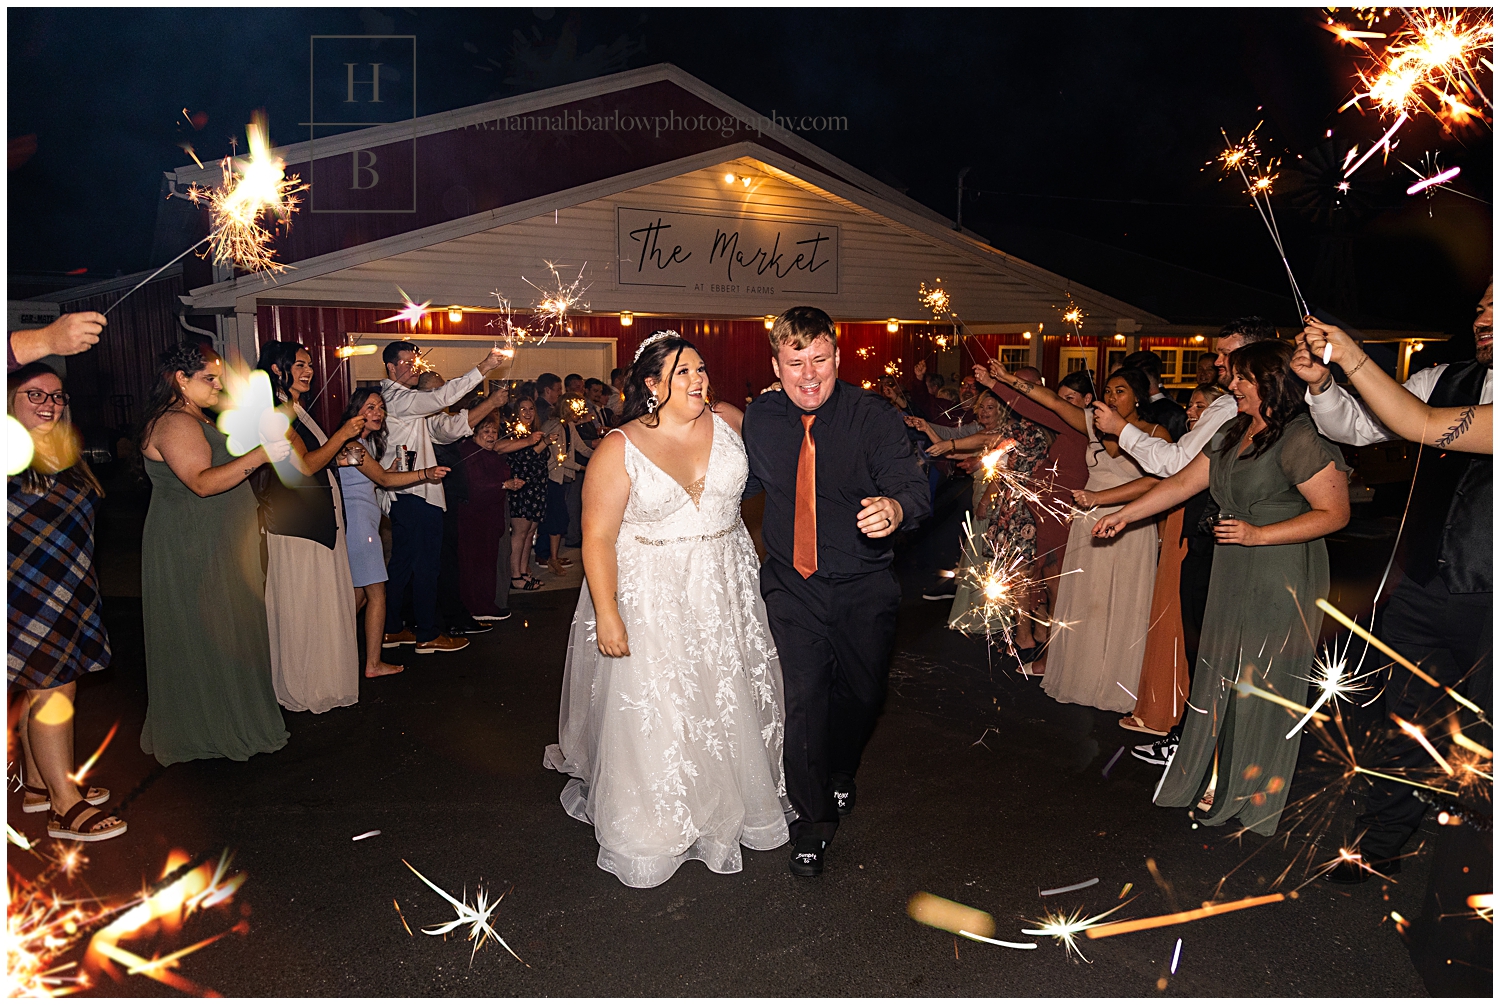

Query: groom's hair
[769,306,837,354]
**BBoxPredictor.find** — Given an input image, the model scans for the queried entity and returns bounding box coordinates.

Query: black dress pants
[1354,575,1492,860]
[761,560,901,844]
[1178,545,1214,680]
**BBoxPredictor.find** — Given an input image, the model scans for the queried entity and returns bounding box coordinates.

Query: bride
[544,331,789,888]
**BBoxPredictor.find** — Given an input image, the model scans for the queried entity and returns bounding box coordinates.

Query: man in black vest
[1293,283,1492,884]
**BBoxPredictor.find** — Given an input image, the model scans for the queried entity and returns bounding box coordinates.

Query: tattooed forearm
[1013,378,1035,394]
[1435,406,1476,448]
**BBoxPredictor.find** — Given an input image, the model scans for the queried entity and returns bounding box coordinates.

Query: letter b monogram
[351,150,379,190]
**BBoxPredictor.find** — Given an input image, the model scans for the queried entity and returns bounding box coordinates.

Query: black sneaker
[472,610,512,622]
[1323,852,1401,885]
[789,836,826,877]
[448,618,493,635]
[921,577,958,601]
[1130,736,1178,766]
[831,778,856,818]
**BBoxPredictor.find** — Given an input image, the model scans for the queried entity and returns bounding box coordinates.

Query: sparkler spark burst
[523,261,591,343]
[380,287,432,327]
[7,844,248,998]
[1021,902,1130,962]
[403,860,526,967]
[1338,7,1492,126]
[918,280,953,319]
[186,111,305,275]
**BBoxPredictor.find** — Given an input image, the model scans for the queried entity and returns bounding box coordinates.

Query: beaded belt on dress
[632,524,737,547]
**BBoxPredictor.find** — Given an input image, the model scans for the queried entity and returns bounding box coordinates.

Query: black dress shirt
[743,379,931,579]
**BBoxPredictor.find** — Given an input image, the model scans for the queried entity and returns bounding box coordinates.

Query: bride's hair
[622,332,699,427]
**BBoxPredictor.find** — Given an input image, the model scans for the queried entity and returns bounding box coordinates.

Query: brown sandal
[22,782,110,814]
[48,800,127,842]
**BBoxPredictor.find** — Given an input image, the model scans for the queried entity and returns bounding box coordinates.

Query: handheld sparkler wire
[102,233,215,317]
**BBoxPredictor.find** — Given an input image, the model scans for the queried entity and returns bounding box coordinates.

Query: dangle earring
[646,393,658,414]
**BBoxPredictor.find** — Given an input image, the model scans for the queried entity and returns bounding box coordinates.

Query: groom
[743,306,931,877]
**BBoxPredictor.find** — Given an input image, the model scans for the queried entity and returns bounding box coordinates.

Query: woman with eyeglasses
[139,341,291,766]
[8,364,127,841]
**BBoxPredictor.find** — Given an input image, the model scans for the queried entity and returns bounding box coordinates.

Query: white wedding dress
[544,414,790,888]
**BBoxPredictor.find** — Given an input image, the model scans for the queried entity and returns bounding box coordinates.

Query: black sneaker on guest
[831,777,856,818]
[921,576,957,601]
[1323,851,1401,885]
[448,618,493,635]
[789,836,826,877]
[1130,734,1178,766]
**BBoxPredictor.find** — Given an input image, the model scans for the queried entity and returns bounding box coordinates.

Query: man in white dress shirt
[1290,284,1492,884]
[1093,317,1279,474]
[379,341,508,654]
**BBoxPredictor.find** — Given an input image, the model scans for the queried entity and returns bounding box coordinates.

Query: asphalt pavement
[10,495,1435,997]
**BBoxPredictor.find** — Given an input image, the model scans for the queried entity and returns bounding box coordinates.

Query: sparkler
[1404,163,1460,195]
[186,111,306,275]
[1234,679,1330,723]
[1285,636,1377,739]
[1316,598,1487,722]
[523,260,591,343]
[1327,8,1493,184]
[1393,715,1454,775]
[7,844,248,998]
[1021,902,1131,961]
[486,291,531,357]
[1336,7,1492,132]
[402,860,526,966]
[68,721,119,785]
[1214,124,1310,319]
[107,114,305,317]
[1084,893,1284,940]
[380,287,432,327]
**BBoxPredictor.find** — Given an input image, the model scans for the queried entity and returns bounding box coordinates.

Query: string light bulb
[886,318,899,334]
[447,308,463,323]
[1023,331,1032,340]
[620,312,634,327]
[764,315,776,330]
[723,172,736,184]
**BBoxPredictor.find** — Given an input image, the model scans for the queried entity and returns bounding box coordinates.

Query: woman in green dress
[139,342,291,765]
[1094,340,1350,836]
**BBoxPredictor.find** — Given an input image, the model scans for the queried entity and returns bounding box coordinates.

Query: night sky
[7,7,1493,348]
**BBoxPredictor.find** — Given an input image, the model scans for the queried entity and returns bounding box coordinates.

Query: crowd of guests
[897,295,1491,872]
[6,288,1490,980]
[5,315,639,844]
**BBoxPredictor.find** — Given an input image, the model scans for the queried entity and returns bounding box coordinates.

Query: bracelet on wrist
[1345,354,1370,378]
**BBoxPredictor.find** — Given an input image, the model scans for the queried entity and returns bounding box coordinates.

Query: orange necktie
[794,413,818,579]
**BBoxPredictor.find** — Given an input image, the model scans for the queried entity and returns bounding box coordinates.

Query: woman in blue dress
[335,387,451,677]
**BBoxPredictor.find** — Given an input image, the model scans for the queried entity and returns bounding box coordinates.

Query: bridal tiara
[632,329,682,363]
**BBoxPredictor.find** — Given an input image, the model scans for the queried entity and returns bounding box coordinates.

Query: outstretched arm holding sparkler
[1073,476,1158,509]
[8,313,105,369]
[980,362,1090,434]
[1300,320,1492,454]
[1093,453,1211,539]
[148,409,285,498]
[1096,449,1349,546]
